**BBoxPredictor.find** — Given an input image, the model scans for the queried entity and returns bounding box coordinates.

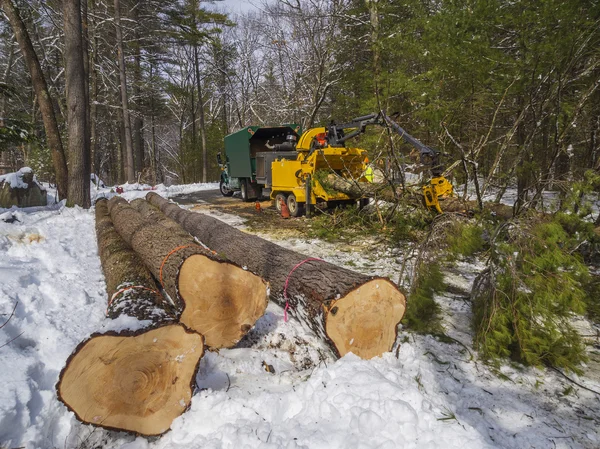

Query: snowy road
[1,186,599,449]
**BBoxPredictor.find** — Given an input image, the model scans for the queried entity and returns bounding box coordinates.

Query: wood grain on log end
[56,324,204,436]
[325,278,406,359]
[178,254,269,348]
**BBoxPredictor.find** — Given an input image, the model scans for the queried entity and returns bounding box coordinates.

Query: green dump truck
[217,124,301,201]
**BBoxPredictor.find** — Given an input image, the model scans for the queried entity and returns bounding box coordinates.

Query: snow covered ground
[1,186,599,449]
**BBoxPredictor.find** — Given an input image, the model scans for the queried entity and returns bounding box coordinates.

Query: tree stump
[56,199,204,436]
[0,167,47,208]
[146,192,407,359]
[108,196,268,348]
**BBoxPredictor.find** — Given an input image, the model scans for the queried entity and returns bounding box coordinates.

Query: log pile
[56,199,204,436]
[146,192,407,359]
[59,192,410,435]
[107,196,268,348]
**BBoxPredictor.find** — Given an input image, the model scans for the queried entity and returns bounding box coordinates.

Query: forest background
[0,0,598,209]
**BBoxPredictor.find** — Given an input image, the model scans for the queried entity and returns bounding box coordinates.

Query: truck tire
[220,180,234,197]
[287,194,304,217]
[240,179,251,202]
[274,193,287,213]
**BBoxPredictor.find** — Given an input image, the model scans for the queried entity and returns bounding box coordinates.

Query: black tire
[287,194,304,217]
[275,193,287,213]
[220,179,234,197]
[240,179,250,202]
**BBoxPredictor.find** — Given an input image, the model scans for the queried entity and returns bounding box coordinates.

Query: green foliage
[445,222,486,259]
[472,217,589,371]
[306,205,380,242]
[0,118,33,149]
[313,169,340,196]
[583,276,600,323]
[404,262,444,333]
[389,208,431,243]
[26,142,54,184]
[403,218,486,334]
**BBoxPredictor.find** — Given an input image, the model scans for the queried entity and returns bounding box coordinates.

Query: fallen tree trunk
[146,192,407,359]
[439,197,514,219]
[107,196,268,348]
[56,199,204,436]
[323,175,399,203]
[325,174,515,218]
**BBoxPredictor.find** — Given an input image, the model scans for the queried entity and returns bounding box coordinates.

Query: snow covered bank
[1,188,599,449]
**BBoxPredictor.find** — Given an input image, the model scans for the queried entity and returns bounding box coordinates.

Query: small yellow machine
[269,126,370,217]
[266,112,453,216]
[221,112,453,216]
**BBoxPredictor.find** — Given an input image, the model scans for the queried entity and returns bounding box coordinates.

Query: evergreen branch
[550,367,600,397]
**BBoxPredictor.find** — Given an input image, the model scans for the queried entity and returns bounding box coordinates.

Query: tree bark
[0,0,68,199]
[89,0,99,176]
[95,198,174,320]
[194,44,208,183]
[107,196,268,348]
[324,175,515,218]
[114,0,135,183]
[146,192,407,359]
[56,199,204,436]
[131,4,144,174]
[63,0,91,208]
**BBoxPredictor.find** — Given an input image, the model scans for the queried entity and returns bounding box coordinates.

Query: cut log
[95,198,174,320]
[107,196,268,348]
[146,192,407,359]
[57,325,204,436]
[56,199,204,436]
[440,197,514,219]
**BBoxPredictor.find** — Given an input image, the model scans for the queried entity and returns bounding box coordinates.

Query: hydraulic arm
[323,112,454,212]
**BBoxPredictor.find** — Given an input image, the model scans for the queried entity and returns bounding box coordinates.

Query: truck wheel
[240,179,251,202]
[287,194,304,217]
[275,193,287,213]
[220,180,234,197]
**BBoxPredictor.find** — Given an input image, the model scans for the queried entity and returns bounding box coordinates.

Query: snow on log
[146,192,407,359]
[56,199,204,436]
[107,196,268,348]
[0,167,47,208]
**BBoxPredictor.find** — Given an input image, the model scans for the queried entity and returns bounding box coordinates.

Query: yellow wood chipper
[218,112,453,216]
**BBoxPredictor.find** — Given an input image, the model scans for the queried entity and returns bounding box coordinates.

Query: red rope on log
[283,257,324,322]
[158,244,201,286]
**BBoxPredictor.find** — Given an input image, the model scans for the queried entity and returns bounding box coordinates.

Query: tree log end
[325,279,406,359]
[178,254,268,348]
[56,324,204,436]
